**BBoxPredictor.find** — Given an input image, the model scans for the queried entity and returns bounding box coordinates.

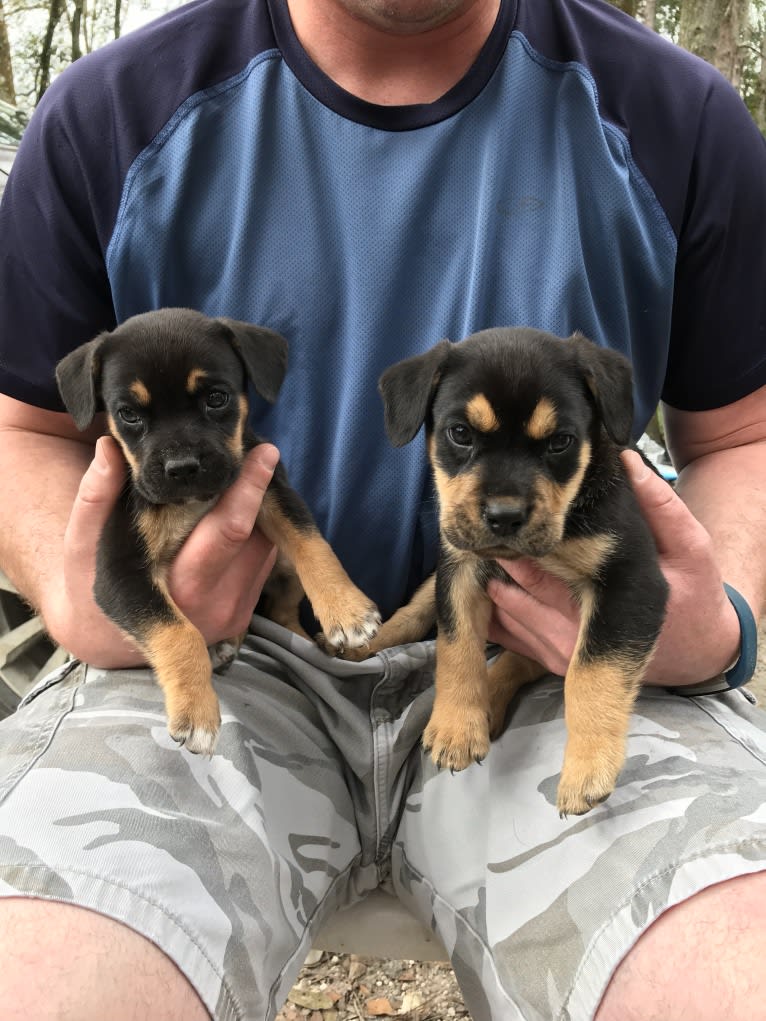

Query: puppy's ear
[55,334,108,431]
[218,319,288,404]
[378,339,452,447]
[569,332,634,447]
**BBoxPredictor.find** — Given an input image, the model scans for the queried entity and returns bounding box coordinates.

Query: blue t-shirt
[2,0,766,617]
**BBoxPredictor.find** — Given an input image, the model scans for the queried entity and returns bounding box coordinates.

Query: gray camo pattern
[1,616,765,1020]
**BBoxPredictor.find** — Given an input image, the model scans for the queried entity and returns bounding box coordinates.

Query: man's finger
[64,436,126,562]
[182,443,280,562]
[621,449,707,557]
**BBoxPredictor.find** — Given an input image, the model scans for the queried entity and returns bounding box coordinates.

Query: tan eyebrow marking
[465,394,500,433]
[525,397,557,439]
[129,380,151,405]
[186,368,207,394]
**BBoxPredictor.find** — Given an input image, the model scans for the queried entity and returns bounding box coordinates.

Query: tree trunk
[641,0,657,32]
[753,31,766,134]
[678,0,750,89]
[70,0,83,62]
[609,0,639,17]
[36,0,66,103]
[0,0,16,104]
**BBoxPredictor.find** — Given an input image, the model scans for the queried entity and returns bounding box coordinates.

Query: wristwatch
[674,583,758,697]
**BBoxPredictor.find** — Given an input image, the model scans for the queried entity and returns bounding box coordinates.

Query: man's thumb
[621,448,696,556]
[66,437,126,551]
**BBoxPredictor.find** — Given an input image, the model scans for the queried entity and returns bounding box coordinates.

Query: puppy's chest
[134,497,219,571]
[537,533,616,596]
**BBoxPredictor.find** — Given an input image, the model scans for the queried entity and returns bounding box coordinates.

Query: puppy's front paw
[167,690,221,757]
[423,707,490,772]
[209,639,239,674]
[316,598,381,655]
[556,749,621,817]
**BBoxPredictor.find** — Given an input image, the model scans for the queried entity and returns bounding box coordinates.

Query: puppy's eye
[117,407,141,425]
[447,424,473,448]
[206,390,229,410]
[548,433,574,454]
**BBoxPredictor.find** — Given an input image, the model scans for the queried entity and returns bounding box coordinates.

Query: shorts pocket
[0,660,85,805]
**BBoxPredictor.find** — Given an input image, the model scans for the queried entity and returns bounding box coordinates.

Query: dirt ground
[280,622,766,1021]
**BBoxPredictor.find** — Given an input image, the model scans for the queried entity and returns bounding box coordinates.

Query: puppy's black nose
[164,456,201,481]
[483,501,526,536]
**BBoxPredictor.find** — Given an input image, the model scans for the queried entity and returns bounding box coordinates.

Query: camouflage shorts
[1,615,765,1021]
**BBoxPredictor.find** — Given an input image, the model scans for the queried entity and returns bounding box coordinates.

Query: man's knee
[596,871,766,1021]
[0,897,210,1021]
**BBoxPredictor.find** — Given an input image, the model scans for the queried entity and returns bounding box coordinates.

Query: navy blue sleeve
[0,0,275,410]
[662,75,766,411]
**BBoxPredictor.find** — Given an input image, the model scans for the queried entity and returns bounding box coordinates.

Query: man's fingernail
[257,444,280,471]
[92,437,110,473]
[624,448,649,482]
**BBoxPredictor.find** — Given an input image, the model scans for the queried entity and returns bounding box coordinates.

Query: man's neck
[285,1,502,106]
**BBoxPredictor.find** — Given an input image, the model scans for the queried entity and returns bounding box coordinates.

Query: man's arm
[0,393,279,669]
[663,384,766,621]
[486,386,766,687]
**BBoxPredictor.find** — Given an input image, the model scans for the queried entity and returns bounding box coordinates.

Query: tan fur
[539,533,615,593]
[259,553,311,640]
[432,460,484,532]
[226,394,248,459]
[257,490,378,647]
[465,393,500,433]
[423,551,494,770]
[129,380,151,405]
[486,650,548,738]
[525,397,557,439]
[136,499,216,568]
[341,574,437,661]
[557,651,653,816]
[532,439,592,538]
[143,614,220,754]
[106,413,140,475]
[186,368,207,393]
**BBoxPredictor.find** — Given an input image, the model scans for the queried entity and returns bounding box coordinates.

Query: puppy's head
[56,308,287,504]
[379,327,633,559]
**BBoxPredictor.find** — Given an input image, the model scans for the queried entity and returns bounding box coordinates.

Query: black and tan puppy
[56,308,380,754]
[356,327,668,816]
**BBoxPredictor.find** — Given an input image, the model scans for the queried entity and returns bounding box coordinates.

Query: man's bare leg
[0,899,210,1021]
[596,871,766,1020]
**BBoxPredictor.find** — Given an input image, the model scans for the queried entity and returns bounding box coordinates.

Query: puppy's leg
[337,574,437,661]
[258,552,313,641]
[423,553,492,771]
[556,578,665,817]
[486,651,548,739]
[143,603,222,755]
[95,507,221,755]
[257,476,380,652]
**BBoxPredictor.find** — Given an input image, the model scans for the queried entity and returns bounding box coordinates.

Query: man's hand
[487,450,741,687]
[47,436,279,668]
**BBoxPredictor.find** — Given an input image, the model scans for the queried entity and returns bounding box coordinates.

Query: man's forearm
[0,425,92,614]
[674,440,766,622]
[0,401,140,666]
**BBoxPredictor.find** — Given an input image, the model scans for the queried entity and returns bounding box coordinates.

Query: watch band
[675,583,758,697]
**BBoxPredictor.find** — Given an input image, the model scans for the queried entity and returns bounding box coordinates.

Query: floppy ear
[55,334,108,431]
[378,339,452,447]
[569,332,634,447]
[217,318,288,404]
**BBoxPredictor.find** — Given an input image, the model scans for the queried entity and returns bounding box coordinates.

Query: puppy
[354,327,668,816]
[56,308,380,754]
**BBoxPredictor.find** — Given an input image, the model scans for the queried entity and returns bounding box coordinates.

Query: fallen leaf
[399,991,425,1014]
[287,987,336,1011]
[366,996,397,1016]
